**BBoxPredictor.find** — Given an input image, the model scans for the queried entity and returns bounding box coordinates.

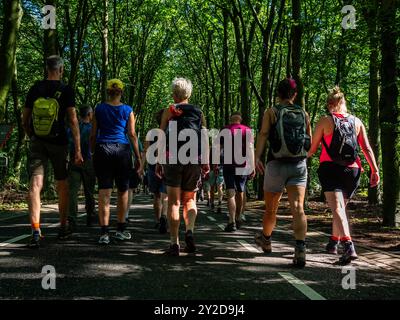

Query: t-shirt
[95,103,132,144]
[68,121,92,161]
[25,80,75,145]
[223,123,253,168]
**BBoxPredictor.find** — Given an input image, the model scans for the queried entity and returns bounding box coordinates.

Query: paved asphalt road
[1,194,399,301]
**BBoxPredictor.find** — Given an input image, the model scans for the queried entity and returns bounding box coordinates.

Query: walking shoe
[28,230,43,249]
[57,224,73,240]
[235,218,243,230]
[326,238,339,255]
[293,243,306,268]
[224,222,237,232]
[164,243,180,256]
[154,222,161,230]
[114,230,132,241]
[254,232,272,253]
[98,233,110,245]
[159,215,168,234]
[339,241,358,264]
[184,230,196,253]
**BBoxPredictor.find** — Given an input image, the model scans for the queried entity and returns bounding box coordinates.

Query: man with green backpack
[22,55,83,248]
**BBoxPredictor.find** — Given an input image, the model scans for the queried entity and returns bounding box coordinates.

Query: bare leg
[286,185,307,241]
[226,189,236,224]
[117,190,129,223]
[28,175,44,230]
[167,186,181,245]
[262,192,282,236]
[325,192,351,238]
[182,191,197,232]
[98,189,112,226]
[56,179,69,226]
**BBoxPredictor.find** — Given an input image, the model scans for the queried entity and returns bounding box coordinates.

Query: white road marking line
[279,272,326,300]
[0,213,87,248]
[207,216,216,222]
[0,234,31,247]
[237,240,260,253]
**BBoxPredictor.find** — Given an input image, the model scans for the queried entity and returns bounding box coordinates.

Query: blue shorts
[223,166,247,192]
[147,167,166,194]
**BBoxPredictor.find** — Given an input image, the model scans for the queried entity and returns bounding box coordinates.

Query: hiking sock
[31,223,40,232]
[117,223,127,232]
[296,240,306,247]
[101,226,110,235]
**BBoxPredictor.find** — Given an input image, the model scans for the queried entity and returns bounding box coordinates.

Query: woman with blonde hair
[308,86,380,264]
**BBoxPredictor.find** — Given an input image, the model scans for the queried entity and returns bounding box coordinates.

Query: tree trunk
[364,0,381,205]
[223,9,230,125]
[101,0,109,102]
[379,0,400,227]
[0,0,23,122]
[43,1,59,59]
[291,0,304,109]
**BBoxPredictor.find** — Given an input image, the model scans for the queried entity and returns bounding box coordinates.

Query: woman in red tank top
[308,86,380,264]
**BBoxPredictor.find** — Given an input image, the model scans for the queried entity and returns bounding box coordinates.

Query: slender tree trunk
[223,9,230,125]
[11,63,23,184]
[0,0,23,122]
[379,0,400,227]
[291,0,304,109]
[44,1,59,59]
[364,0,381,205]
[101,0,109,102]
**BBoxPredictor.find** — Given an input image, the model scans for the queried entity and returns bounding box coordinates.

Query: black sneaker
[164,243,180,256]
[86,214,97,227]
[339,241,358,264]
[159,215,168,234]
[184,230,196,253]
[57,224,72,240]
[224,222,237,232]
[235,219,243,230]
[28,231,42,249]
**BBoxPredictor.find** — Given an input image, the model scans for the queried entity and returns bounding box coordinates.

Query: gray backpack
[269,104,310,160]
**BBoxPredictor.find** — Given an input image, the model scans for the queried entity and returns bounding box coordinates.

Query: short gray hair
[171,77,192,101]
[46,55,64,71]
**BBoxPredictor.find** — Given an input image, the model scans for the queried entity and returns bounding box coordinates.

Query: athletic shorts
[147,167,166,194]
[163,164,201,192]
[28,137,68,181]
[264,159,307,193]
[223,166,247,192]
[93,143,132,192]
[129,168,140,190]
[317,162,361,199]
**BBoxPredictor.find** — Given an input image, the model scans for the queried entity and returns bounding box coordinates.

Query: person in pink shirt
[308,86,380,264]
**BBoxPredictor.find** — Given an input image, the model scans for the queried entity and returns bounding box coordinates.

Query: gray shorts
[264,160,307,193]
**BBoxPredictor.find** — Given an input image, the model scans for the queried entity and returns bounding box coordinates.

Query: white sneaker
[114,231,132,241]
[98,233,110,245]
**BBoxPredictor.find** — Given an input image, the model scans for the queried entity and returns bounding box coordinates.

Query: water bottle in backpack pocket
[270,104,311,161]
[322,114,358,166]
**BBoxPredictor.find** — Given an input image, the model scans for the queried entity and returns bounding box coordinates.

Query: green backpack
[32,85,63,137]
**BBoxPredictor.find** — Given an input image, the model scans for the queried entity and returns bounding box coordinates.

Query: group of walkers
[21,55,380,267]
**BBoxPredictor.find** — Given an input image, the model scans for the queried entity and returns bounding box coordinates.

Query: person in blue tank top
[91,79,143,245]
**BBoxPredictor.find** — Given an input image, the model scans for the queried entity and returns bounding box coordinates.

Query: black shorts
[317,162,361,199]
[129,168,140,190]
[93,144,132,192]
[163,164,201,192]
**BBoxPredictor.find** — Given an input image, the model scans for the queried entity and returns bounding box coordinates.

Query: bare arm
[160,108,172,131]
[357,121,379,174]
[308,117,326,157]
[127,112,142,169]
[22,108,33,137]
[67,107,83,165]
[90,116,98,154]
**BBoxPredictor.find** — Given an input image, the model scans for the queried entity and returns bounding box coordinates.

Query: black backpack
[322,114,358,166]
[269,104,311,161]
[166,104,203,162]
